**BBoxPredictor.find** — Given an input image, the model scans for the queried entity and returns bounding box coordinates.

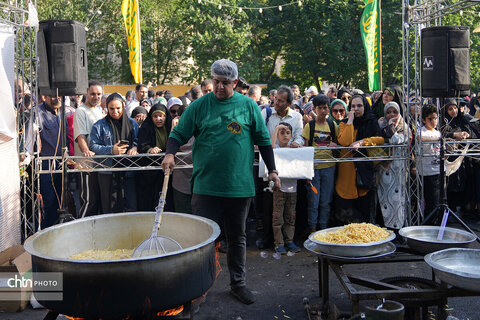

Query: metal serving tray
[308,226,396,257]
[304,239,396,262]
[424,248,480,292]
[399,226,476,254]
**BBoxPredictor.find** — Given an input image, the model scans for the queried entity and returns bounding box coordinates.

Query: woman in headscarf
[90,93,139,213]
[442,98,480,216]
[334,94,384,224]
[131,106,148,127]
[337,87,352,107]
[372,84,404,119]
[376,101,411,229]
[139,98,152,113]
[329,99,349,125]
[136,103,173,211]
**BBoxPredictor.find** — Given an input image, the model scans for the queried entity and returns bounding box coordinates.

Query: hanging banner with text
[121,0,142,83]
[360,0,381,91]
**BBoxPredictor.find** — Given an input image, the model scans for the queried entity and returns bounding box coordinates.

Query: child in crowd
[417,104,441,216]
[271,122,301,254]
[302,95,338,231]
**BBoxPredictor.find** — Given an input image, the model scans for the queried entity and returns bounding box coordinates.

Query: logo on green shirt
[227,121,242,134]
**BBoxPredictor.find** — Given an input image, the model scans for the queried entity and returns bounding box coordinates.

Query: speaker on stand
[420,26,479,243]
[37,20,88,224]
[421,26,470,98]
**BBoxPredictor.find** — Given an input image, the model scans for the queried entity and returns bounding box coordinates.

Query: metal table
[305,241,479,319]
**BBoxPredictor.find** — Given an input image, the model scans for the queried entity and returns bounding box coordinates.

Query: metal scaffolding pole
[402,0,480,225]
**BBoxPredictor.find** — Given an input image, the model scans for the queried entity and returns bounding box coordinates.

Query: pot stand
[313,247,480,320]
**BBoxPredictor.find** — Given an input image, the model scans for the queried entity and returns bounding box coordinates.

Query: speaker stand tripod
[420,98,480,243]
[54,95,75,225]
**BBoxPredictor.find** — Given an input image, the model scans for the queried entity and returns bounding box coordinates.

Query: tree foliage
[35,0,429,92]
[442,10,480,91]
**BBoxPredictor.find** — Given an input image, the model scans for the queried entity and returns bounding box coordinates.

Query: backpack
[265,106,272,125]
[308,118,337,146]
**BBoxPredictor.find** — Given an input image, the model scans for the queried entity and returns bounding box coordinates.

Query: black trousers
[79,172,100,217]
[423,174,440,218]
[191,194,252,289]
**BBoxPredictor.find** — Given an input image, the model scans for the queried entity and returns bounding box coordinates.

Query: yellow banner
[121,0,142,83]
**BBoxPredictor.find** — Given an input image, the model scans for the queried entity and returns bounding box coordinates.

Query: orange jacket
[335,122,384,199]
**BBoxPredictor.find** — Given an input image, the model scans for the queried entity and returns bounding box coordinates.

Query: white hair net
[211,59,238,81]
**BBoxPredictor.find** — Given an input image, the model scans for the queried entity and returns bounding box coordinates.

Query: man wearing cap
[305,86,318,97]
[162,59,280,305]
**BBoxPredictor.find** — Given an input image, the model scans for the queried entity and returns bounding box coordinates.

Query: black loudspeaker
[421,26,470,98]
[37,20,88,96]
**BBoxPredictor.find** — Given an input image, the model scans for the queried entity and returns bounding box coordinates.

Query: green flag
[360,0,381,91]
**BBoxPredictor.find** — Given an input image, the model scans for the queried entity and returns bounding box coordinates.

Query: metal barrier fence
[36,144,411,174]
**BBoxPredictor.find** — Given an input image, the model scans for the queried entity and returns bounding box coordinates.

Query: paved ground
[1,218,480,320]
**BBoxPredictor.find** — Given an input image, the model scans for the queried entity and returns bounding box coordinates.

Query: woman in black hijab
[334,94,384,224]
[443,98,480,216]
[337,87,352,107]
[90,93,139,213]
[131,106,148,127]
[372,84,404,119]
[136,103,174,211]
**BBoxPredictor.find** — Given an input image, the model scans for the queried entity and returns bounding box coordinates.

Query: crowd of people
[20,74,480,236]
[17,57,480,304]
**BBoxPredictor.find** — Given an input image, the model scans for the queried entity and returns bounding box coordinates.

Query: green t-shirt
[169,92,272,197]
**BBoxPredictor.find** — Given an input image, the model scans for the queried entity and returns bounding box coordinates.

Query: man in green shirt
[162,59,280,305]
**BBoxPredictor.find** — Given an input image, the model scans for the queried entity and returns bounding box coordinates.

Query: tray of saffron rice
[307,223,396,257]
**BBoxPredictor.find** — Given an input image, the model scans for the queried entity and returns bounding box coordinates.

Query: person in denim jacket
[90,93,139,213]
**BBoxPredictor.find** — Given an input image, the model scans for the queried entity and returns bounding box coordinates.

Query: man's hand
[162,153,176,172]
[290,141,302,148]
[77,134,94,157]
[268,172,281,191]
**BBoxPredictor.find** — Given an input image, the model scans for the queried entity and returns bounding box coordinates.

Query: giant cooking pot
[24,212,220,319]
